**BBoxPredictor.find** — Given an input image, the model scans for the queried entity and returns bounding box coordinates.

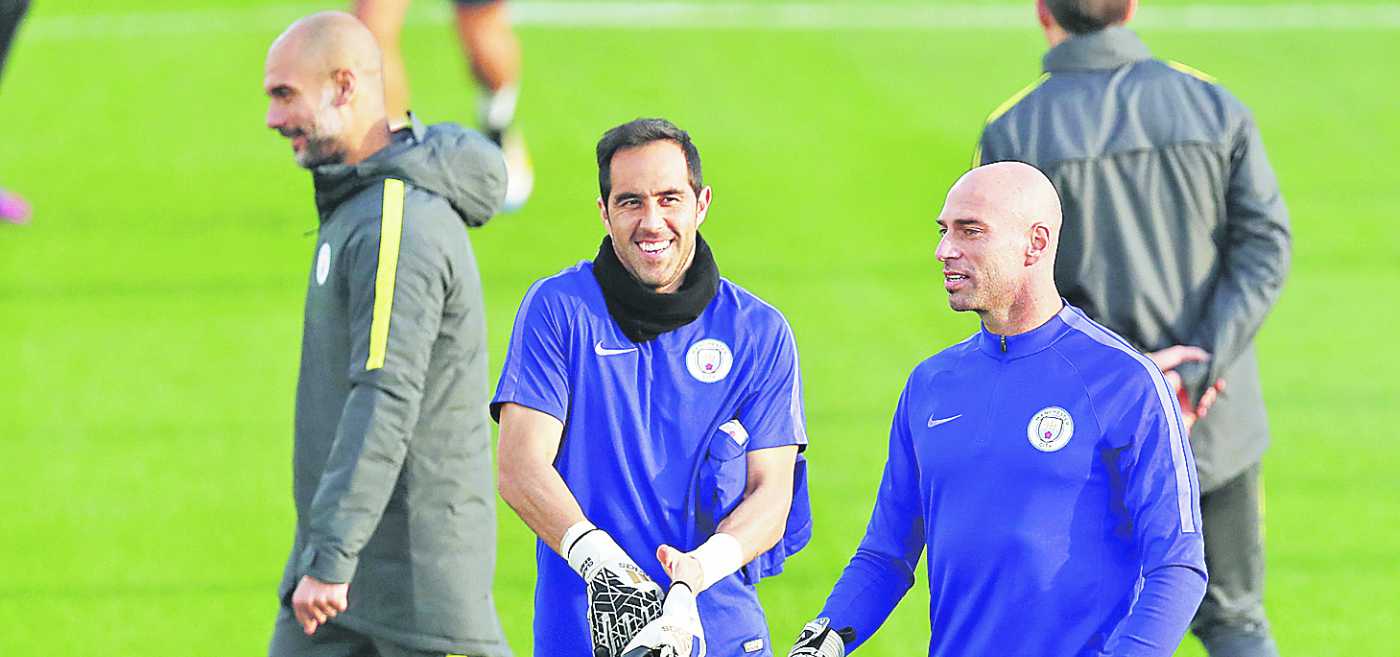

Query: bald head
[935,162,1064,330]
[946,161,1063,239]
[268,11,383,83]
[265,12,390,169]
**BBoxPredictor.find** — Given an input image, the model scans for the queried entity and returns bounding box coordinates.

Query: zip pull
[1001,335,1008,352]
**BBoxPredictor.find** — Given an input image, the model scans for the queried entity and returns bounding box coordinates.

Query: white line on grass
[25,3,1400,40]
[510,3,1400,31]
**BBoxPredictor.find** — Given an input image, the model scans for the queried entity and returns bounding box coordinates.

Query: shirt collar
[1042,26,1153,73]
[976,302,1075,360]
[391,111,427,144]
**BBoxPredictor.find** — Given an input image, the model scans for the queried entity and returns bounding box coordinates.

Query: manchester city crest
[685,338,733,383]
[316,242,331,285]
[1027,406,1074,452]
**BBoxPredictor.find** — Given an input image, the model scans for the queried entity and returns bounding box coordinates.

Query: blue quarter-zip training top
[820,303,1206,657]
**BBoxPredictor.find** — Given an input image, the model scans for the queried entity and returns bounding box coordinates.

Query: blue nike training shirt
[820,304,1206,657]
[492,262,811,657]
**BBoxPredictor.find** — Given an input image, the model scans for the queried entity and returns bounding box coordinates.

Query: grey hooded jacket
[976,27,1291,491]
[279,119,511,655]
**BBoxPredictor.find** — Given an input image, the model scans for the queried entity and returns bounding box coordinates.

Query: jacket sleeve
[818,384,925,652]
[1182,111,1291,395]
[300,180,446,584]
[1102,373,1207,657]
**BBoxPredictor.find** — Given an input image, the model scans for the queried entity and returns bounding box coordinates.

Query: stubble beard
[296,137,346,169]
[294,107,348,169]
[946,292,973,312]
[624,236,694,293]
[948,267,1007,315]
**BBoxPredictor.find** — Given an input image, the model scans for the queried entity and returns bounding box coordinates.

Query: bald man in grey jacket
[975,2,1290,656]
[263,12,510,657]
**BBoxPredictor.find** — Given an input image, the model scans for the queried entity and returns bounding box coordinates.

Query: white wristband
[563,521,634,581]
[691,532,744,592]
[560,520,597,560]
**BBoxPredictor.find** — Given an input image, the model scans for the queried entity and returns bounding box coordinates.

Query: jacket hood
[312,118,506,227]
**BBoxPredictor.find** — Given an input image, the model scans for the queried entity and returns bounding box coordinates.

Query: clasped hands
[1147,345,1226,431]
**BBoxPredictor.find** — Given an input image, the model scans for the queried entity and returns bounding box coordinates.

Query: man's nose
[935,235,957,262]
[639,200,666,230]
[266,105,285,131]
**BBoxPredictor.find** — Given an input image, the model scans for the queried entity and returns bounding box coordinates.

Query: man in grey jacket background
[975,1,1291,656]
[263,12,510,657]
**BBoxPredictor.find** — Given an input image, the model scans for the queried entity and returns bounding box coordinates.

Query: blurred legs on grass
[1191,464,1280,657]
[355,0,532,211]
[0,0,25,77]
[1,0,30,225]
[456,0,531,212]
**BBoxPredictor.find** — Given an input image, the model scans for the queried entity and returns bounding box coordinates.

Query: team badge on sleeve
[1027,406,1074,452]
[686,339,733,383]
[316,242,331,285]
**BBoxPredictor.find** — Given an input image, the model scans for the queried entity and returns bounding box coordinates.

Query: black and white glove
[621,582,706,657]
[787,618,854,657]
[564,523,664,657]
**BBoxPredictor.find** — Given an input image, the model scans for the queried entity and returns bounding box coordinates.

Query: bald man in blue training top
[787,162,1206,657]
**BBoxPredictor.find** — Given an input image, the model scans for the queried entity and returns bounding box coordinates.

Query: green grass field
[2,1,1397,655]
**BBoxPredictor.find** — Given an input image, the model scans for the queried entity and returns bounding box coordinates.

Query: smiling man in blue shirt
[787,162,1206,657]
[493,118,811,657]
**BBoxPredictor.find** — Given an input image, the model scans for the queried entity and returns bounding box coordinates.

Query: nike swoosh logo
[594,340,638,356]
[927,414,963,428]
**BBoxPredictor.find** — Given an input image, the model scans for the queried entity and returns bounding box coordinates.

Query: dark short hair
[596,118,704,203]
[1045,0,1132,34]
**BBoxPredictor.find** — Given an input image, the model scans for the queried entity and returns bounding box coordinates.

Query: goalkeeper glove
[564,522,664,657]
[787,618,854,657]
[622,582,706,657]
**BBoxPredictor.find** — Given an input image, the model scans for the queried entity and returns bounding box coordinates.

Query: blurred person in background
[355,0,532,211]
[1,0,30,224]
[974,1,1291,655]
[262,11,510,657]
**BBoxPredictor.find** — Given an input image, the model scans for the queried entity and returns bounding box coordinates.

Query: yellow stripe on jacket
[1167,60,1218,84]
[367,178,406,371]
[975,73,1052,167]
[985,72,1052,126]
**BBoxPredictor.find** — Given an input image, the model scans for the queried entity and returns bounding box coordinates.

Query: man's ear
[1036,0,1054,30]
[1026,222,1052,265]
[695,186,713,226]
[331,69,356,106]
[597,197,610,231]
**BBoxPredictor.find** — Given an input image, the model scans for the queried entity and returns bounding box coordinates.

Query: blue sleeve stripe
[1059,307,1198,534]
[778,316,807,445]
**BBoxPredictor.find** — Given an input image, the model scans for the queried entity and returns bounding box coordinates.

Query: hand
[1146,345,1225,431]
[567,529,664,656]
[291,575,348,636]
[787,618,852,657]
[656,544,704,593]
[1187,377,1226,430]
[622,583,706,657]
